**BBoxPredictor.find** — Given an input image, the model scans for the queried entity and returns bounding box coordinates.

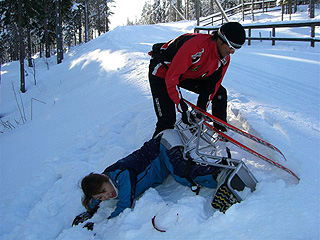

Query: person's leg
[179,78,227,131]
[179,78,212,110]
[160,144,220,188]
[148,60,176,137]
[211,85,227,131]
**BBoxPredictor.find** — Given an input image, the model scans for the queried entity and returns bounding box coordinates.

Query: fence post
[251,0,255,21]
[288,0,292,20]
[294,0,297,13]
[242,0,245,21]
[265,0,268,13]
[196,0,200,26]
[311,25,315,47]
[272,27,275,45]
[309,0,315,18]
[248,28,252,45]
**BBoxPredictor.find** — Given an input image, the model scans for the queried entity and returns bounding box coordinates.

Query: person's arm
[165,43,199,108]
[108,170,132,219]
[106,139,161,218]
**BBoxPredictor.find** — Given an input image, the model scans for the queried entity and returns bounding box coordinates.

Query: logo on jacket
[191,65,201,71]
[191,48,204,64]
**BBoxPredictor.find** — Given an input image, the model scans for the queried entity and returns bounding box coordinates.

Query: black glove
[194,112,203,121]
[179,99,191,125]
[72,211,93,226]
[214,123,227,132]
[83,222,94,231]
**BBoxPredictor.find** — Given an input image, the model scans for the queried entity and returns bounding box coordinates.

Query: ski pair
[183,99,300,182]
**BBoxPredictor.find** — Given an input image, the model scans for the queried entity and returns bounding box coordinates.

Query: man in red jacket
[148,22,246,137]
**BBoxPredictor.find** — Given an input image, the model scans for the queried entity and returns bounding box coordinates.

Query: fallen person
[72,132,223,230]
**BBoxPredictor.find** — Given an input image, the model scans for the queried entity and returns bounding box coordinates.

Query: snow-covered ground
[0,6,319,240]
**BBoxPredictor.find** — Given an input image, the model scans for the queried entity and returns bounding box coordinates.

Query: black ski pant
[149,59,227,137]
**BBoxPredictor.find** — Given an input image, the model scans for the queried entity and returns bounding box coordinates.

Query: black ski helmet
[218,22,246,49]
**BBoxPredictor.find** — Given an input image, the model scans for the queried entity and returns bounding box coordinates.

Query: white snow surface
[1,7,319,240]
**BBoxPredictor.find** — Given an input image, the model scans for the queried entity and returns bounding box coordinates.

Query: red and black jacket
[150,33,230,107]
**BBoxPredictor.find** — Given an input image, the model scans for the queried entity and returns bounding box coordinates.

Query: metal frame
[174,118,258,201]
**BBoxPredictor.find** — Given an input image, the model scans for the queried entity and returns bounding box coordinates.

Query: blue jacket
[89,138,218,219]
[97,138,169,218]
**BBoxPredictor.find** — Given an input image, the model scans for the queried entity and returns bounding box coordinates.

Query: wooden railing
[200,0,278,26]
[194,20,320,47]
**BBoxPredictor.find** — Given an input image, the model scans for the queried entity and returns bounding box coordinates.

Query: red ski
[184,99,287,160]
[184,99,300,182]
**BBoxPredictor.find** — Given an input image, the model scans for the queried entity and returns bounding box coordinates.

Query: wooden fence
[194,20,320,47]
[200,0,278,26]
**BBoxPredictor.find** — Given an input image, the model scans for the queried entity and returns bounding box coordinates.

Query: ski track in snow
[1,9,320,240]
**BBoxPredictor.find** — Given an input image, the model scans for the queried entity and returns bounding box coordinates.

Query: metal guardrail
[194,20,320,47]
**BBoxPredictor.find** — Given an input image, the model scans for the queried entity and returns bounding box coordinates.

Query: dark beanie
[219,22,246,49]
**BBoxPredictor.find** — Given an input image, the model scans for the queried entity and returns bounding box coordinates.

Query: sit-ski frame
[174,118,258,201]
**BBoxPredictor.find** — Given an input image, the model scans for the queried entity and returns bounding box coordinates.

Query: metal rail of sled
[162,118,258,202]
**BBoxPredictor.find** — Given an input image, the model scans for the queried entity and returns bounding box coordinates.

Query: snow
[1,7,319,240]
